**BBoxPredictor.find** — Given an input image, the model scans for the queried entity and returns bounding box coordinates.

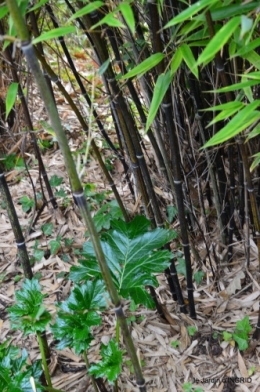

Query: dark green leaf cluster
[89,339,123,384]
[8,279,51,335]
[70,216,177,308]
[51,280,107,355]
[0,341,43,392]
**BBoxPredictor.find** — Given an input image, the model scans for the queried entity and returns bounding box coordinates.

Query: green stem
[83,351,99,392]
[36,331,52,389]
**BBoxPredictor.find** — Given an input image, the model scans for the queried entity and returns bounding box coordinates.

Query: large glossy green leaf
[70,216,177,308]
[68,1,104,22]
[203,101,260,147]
[164,0,218,28]
[32,26,76,44]
[120,53,165,80]
[146,71,172,132]
[196,17,240,66]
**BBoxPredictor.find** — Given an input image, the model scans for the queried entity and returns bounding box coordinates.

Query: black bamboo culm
[5,1,147,388]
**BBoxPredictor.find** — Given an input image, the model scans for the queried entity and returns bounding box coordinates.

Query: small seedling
[19,195,34,213]
[183,382,204,392]
[171,340,180,348]
[222,316,252,351]
[194,270,205,285]
[187,326,197,336]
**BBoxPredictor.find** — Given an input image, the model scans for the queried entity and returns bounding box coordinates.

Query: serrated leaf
[32,26,76,45]
[68,1,104,22]
[164,0,218,28]
[120,53,165,80]
[70,216,177,308]
[65,280,107,311]
[235,316,252,334]
[196,17,240,66]
[49,174,63,187]
[51,310,99,354]
[180,44,198,79]
[89,340,123,384]
[7,279,51,335]
[5,83,18,120]
[146,71,172,131]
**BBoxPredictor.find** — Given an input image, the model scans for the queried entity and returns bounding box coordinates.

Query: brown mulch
[1,63,260,392]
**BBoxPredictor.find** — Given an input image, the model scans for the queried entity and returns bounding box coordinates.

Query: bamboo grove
[1,0,260,390]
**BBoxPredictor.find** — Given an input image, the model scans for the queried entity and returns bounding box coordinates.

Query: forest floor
[1,57,260,392]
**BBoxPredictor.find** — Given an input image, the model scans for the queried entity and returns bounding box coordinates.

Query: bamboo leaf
[146,71,172,132]
[5,82,18,120]
[68,1,104,22]
[180,44,198,79]
[120,53,165,79]
[208,79,259,93]
[164,0,218,28]
[171,47,182,75]
[232,38,260,57]
[203,102,260,147]
[119,2,135,34]
[240,15,253,39]
[91,13,125,29]
[196,17,240,66]
[251,151,260,172]
[29,0,49,12]
[201,101,244,112]
[32,26,76,44]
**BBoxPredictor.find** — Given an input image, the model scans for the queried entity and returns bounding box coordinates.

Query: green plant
[1,153,25,171]
[187,326,197,337]
[223,316,252,351]
[0,340,43,392]
[183,382,203,392]
[70,215,177,308]
[19,195,34,213]
[7,279,52,388]
[171,340,180,348]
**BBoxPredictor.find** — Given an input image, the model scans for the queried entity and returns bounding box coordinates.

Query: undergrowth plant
[223,316,252,351]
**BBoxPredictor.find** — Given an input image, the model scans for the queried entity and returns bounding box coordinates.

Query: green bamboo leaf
[0,5,8,20]
[91,13,125,30]
[247,123,260,141]
[171,47,182,75]
[120,53,165,79]
[208,2,259,21]
[164,0,218,28]
[240,71,260,80]
[233,38,260,57]
[5,83,18,120]
[207,107,244,127]
[68,1,104,22]
[29,0,49,12]
[242,50,260,70]
[208,79,259,93]
[98,59,110,76]
[196,17,240,66]
[250,151,260,172]
[119,2,135,34]
[180,44,198,79]
[203,102,260,147]
[146,71,172,132]
[32,26,76,45]
[201,101,244,112]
